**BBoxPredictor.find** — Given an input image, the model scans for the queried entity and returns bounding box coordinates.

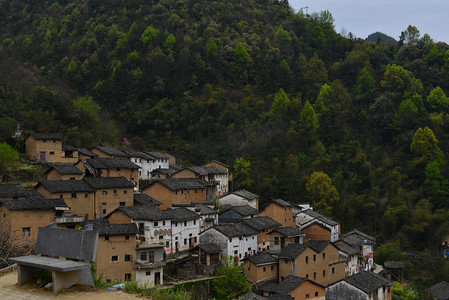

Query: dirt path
[0,271,144,300]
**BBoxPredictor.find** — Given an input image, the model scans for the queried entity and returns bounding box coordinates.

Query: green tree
[299,100,319,132]
[0,142,19,181]
[233,158,253,189]
[400,25,420,45]
[234,42,252,70]
[205,38,217,57]
[211,256,251,299]
[381,64,411,93]
[410,127,439,159]
[141,26,159,44]
[305,171,339,215]
[427,86,449,111]
[164,34,176,54]
[271,88,290,115]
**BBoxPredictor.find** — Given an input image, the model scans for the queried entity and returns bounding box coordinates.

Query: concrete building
[218,205,259,223]
[336,230,376,272]
[173,203,218,232]
[166,207,201,253]
[219,189,259,209]
[326,271,392,300]
[335,243,360,277]
[123,150,155,180]
[172,166,228,196]
[296,209,341,242]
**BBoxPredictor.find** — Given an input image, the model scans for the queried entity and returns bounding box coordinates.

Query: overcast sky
[288,0,449,43]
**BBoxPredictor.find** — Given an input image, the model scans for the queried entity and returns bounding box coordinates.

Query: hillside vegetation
[2,0,449,294]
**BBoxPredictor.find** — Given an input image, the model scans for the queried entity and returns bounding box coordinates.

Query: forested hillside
[2,0,449,294]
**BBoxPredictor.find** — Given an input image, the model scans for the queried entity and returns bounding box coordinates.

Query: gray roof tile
[0,184,28,198]
[1,198,68,210]
[47,164,83,175]
[301,209,339,226]
[83,177,134,189]
[133,193,162,206]
[429,281,449,300]
[114,205,171,221]
[82,219,138,235]
[242,252,277,265]
[165,207,200,222]
[242,216,281,231]
[91,146,129,157]
[144,151,169,160]
[198,243,221,254]
[149,178,205,191]
[233,189,259,200]
[85,158,140,169]
[77,148,98,157]
[335,243,359,256]
[212,223,258,238]
[341,271,393,293]
[224,205,258,216]
[268,226,304,238]
[38,180,95,193]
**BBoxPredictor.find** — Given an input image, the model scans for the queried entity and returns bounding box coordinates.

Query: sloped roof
[46,164,83,175]
[153,164,183,175]
[30,133,62,140]
[301,209,339,226]
[341,271,393,293]
[211,223,258,238]
[82,219,138,235]
[278,243,308,259]
[384,261,405,269]
[275,276,308,294]
[144,151,169,160]
[203,160,229,168]
[85,158,140,169]
[173,203,218,215]
[83,177,134,189]
[114,205,171,221]
[122,150,154,160]
[306,240,330,253]
[198,243,221,254]
[241,216,281,231]
[91,146,129,157]
[1,198,68,210]
[233,189,259,200]
[261,199,292,211]
[335,243,359,256]
[0,184,28,198]
[133,193,162,206]
[223,205,258,216]
[149,178,205,191]
[342,229,375,242]
[37,180,95,193]
[268,226,304,238]
[77,148,98,157]
[62,144,78,151]
[302,220,332,232]
[429,281,449,300]
[341,234,376,247]
[242,252,276,265]
[165,207,200,222]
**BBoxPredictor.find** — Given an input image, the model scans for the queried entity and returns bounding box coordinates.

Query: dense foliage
[2,0,449,294]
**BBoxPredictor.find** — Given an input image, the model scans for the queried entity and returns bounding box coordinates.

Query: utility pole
[300,6,309,15]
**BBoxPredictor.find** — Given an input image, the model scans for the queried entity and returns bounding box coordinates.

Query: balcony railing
[136,238,166,249]
[135,261,166,270]
[55,215,84,224]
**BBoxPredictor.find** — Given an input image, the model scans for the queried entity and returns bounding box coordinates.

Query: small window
[125,255,131,262]
[315,292,318,297]
[306,274,309,279]
[275,237,279,245]
[184,239,187,245]
[323,270,326,277]
[102,191,107,195]
[332,267,335,274]
[59,194,63,198]
[71,193,77,198]
[22,227,30,237]
[305,256,308,264]
[271,265,274,271]
[125,273,131,281]
[103,209,106,215]
[125,235,129,240]
[285,259,288,264]
[117,168,121,171]
[140,251,147,261]
[146,271,151,276]
[313,254,316,261]
[313,272,316,279]
[105,235,109,241]
[154,222,158,226]
[102,202,106,206]
[106,279,111,283]
[119,202,125,206]
[323,252,326,260]
[124,190,128,194]
[194,220,196,225]
[85,193,88,198]
[112,256,118,262]
[49,151,54,155]
[234,250,238,255]
[263,267,266,272]
[163,221,165,226]
[113,189,117,194]
[184,221,187,226]
[43,139,46,142]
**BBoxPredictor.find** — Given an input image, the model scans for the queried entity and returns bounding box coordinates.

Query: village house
[0,197,68,243]
[242,252,278,283]
[143,151,170,171]
[336,230,376,272]
[218,205,259,223]
[258,199,296,228]
[135,240,165,287]
[197,243,221,270]
[173,203,218,232]
[199,223,258,262]
[122,150,155,180]
[266,226,305,252]
[166,207,201,252]
[133,193,162,207]
[77,148,98,159]
[241,216,282,251]
[82,177,135,218]
[278,240,345,286]
[90,145,129,158]
[326,271,392,300]
[219,189,259,209]
[161,151,177,165]
[141,178,206,209]
[0,183,28,200]
[172,166,228,197]
[26,133,66,163]
[202,160,233,192]
[150,164,183,179]
[296,209,341,242]
[302,222,334,243]
[257,275,326,299]
[36,180,96,219]
[45,164,84,180]
[82,219,138,284]
[335,243,360,277]
[75,158,140,190]
[61,145,79,163]
[429,281,449,300]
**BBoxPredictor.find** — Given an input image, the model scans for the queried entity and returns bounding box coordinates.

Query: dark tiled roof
[92,146,129,157]
[0,184,28,198]
[258,280,280,293]
[144,151,169,160]
[38,180,95,193]
[342,271,393,293]
[212,223,258,238]
[115,205,171,221]
[198,243,221,254]
[341,234,376,247]
[275,276,308,294]
[82,219,138,235]
[342,229,375,242]
[238,292,265,300]
[83,177,134,189]
[85,158,140,169]
[77,148,98,157]
[153,165,183,175]
[174,203,218,215]
[265,295,294,300]
[233,189,259,200]
[150,178,205,191]
[1,198,68,210]
[301,209,339,226]
[47,164,83,175]
[204,160,229,168]
[429,281,449,300]
[268,226,304,238]
[336,243,359,256]
[306,240,329,253]
[278,243,308,259]
[30,133,62,140]
[62,144,78,151]
[270,199,293,207]
[122,150,154,160]
[133,193,162,206]
[241,216,281,231]
[242,252,276,265]
[302,221,331,232]
[384,261,405,269]
[224,205,258,216]
[165,207,200,222]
